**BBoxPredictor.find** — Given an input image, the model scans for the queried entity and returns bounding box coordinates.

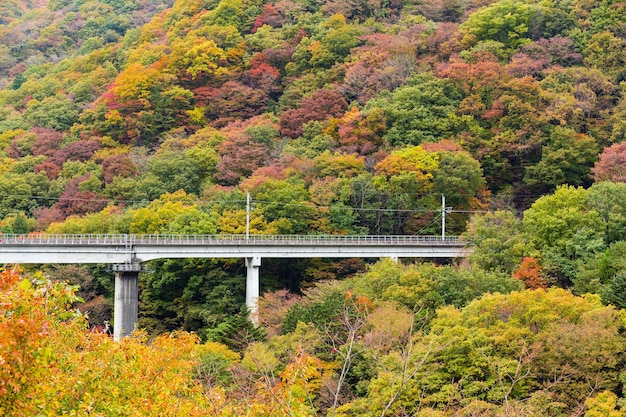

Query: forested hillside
[2,0,626,415]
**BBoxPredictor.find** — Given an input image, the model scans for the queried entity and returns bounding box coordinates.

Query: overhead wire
[0,191,494,216]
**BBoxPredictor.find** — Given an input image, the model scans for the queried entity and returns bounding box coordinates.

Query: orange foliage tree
[513,256,547,289]
[0,268,244,417]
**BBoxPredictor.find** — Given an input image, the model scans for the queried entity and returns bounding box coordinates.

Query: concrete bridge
[0,234,471,340]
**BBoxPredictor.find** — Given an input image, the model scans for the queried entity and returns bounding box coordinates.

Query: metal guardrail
[0,234,464,246]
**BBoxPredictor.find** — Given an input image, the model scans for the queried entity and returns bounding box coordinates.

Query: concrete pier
[245,256,261,325]
[113,270,139,341]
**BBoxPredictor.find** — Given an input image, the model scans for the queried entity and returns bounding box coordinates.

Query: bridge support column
[245,256,261,325]
[113,269,139,341]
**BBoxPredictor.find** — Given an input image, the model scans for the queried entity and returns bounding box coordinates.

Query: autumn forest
[2,0,626,415]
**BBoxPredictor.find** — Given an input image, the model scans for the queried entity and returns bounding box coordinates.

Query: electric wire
[0,191,492,216]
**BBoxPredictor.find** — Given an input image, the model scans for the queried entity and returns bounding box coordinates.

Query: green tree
[460,0,538,54]
[365,73,464,146]
[207,305,266,352]
[129,192,215,234]
[2,212,33,233]
[524,185,605,285]
[23,95,81,131]
[308,22,362,69]
[575,241,626,296]
[431,149,487,233]
[587,181,626,244]
[464,210,531,274]
[140,258,246,339]
[583,31,626,81]
[524,127,598,192]
[253,178,318,234]
[602,270,626,310]
[0,172,53,218]
[524,185,603,251]
[399,289,623,415]
[353,259,522,315]
[144,150,205,196]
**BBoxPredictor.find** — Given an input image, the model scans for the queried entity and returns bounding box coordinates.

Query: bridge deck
[0,234,470,264]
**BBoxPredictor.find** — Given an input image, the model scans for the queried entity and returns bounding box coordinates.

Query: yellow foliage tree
[0,268,243,417]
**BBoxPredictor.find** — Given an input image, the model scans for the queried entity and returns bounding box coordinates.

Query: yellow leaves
[237,343,326,417]
[345,289,374,314]
[225,41,246,70]
[92,144,133,161]
[129,45,169,70]
[185,39,229,79]
[198,341,241,363]
[111,57,172,102]
[40,329,217,417]
[47,205,128,234]
[313,150,366,178]
[130,201,191,233]
[128,190,212,234]
[0,157,17,176]
[0,130,24,155]
[280,348,325,404]
[243,341,280,373]
[217,207,282,235]
[168,21,244,80]
[308,40,332,68]
[324,13,347,29]
[1,271,258,417]
[375,145,439,180]
[0,272,86,417]
[585,391,623,417]
[186,106,207,126]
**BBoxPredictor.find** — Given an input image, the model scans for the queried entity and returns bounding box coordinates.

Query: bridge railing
[0,234,464,246]
[0,234,130,244]
[129,234,463,245]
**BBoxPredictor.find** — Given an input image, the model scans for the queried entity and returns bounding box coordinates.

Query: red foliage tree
[6,128,64,158]
[421,139,464,153]
[242,53,281,91]
[507,53,548,78]
[239,164,287,191]
[35,140,100,179]
[593,142,626,182]
[507,37,582,77]
[435,57,506,98]
[340,31,422,104]
[519,36,583,67]
[215,134,271,185]
[34,161,62,180]
[200,81,269,128]
[251,4,285,33]
[264,45,296,70]
[33,206,65,229]
[425,22,463,58]
[279,89,348,138]
[214,116,278,185]
[52,174,108,218]
[31,128,64,157]
[417,0,471,22]
[101,154,139,184]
